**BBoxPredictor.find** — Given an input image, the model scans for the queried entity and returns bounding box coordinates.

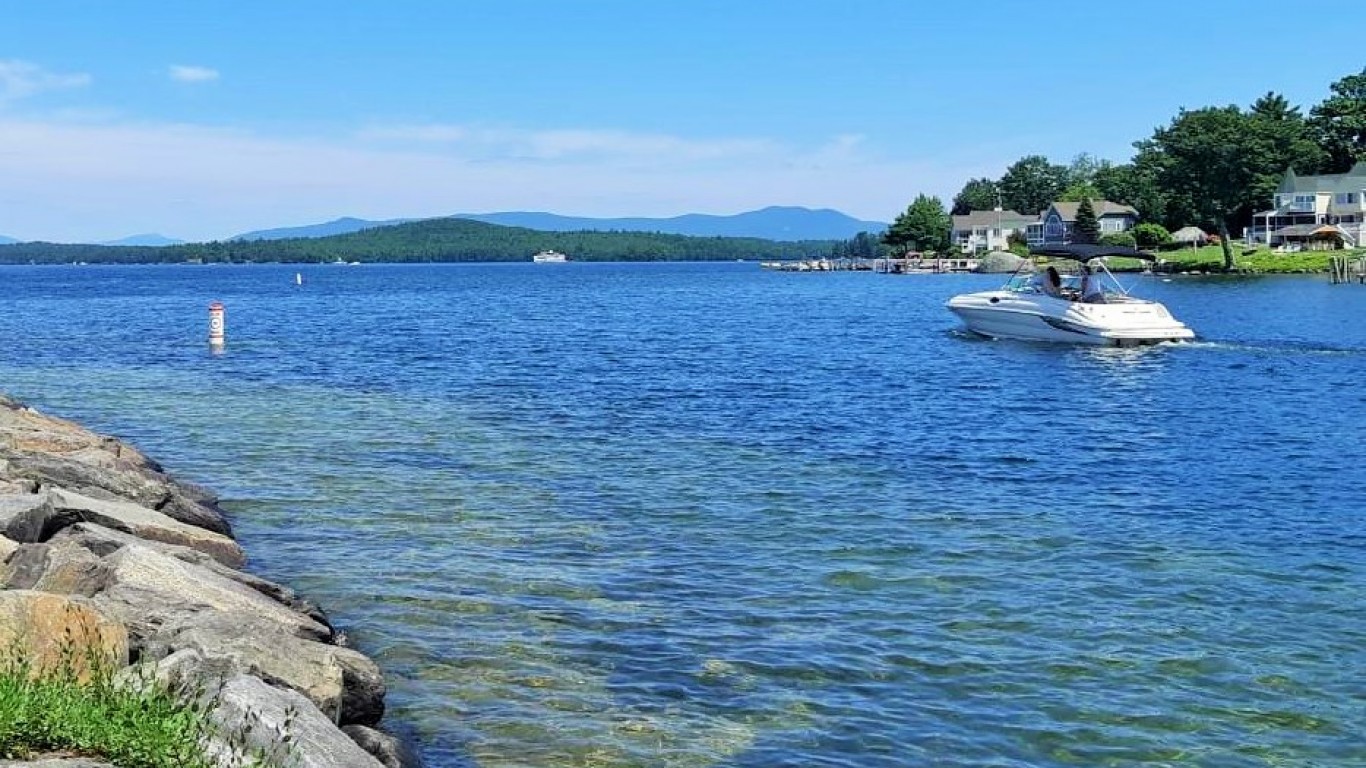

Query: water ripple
[1,264,1364,767]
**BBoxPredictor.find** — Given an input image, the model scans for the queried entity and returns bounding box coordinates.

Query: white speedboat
[946,244,1194,346]
[532,249,568,263]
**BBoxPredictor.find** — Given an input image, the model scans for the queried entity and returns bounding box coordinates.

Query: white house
[950,208,1036,254]
[1247,162,1366,249]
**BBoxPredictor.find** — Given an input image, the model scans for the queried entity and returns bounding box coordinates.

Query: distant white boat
[532,249,568,263]
[295,272,302,286]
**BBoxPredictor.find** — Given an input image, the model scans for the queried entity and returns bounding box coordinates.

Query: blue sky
[0,0,1353,242]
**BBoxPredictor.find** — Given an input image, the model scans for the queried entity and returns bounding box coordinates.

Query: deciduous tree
[950,178,1000,215]
[1308,68,1366,172]
[883,195,950,254]
[999,155,1068,218]
[1142,106,1251,269]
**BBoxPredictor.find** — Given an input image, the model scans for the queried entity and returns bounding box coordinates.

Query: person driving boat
[1080,265,1106,303]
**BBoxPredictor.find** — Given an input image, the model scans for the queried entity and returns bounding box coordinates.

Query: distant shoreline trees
[0,219,839,265]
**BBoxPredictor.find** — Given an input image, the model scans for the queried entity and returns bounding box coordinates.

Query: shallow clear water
[2,262,1364,767]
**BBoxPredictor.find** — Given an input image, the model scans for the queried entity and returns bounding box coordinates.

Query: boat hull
[946,291,1194,346]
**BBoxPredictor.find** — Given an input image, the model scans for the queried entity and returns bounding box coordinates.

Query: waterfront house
[1247,162,1366,249]
[951,209,1035,254]
[1026,201,1140,246]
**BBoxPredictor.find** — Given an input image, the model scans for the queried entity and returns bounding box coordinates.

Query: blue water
[2,262,1364,767]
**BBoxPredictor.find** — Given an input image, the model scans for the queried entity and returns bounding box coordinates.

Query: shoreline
[0,393,421,767]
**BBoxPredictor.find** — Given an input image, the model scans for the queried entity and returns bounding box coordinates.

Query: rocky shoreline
[0,394,421,768]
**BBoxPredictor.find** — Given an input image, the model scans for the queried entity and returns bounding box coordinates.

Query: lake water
[2,262,1364,767]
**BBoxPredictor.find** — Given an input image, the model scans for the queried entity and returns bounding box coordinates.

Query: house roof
[1273,223,1348,238]
[1045,200,1139,221]
[950,209,1036,231]
[1275,161,1366,195]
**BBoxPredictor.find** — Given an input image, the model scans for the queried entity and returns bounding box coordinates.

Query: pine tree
[1073,198,1101,244]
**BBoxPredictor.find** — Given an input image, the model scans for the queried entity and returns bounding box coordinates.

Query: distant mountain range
[231,216,415,242]
[0,233,183,246]
[100,233,184,246]
[230,207,886,243]
[455,207,888,241]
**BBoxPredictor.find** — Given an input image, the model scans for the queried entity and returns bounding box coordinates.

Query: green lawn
[1153,244,1364,273]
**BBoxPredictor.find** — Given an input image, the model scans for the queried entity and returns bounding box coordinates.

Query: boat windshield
[1004,261,1128,303]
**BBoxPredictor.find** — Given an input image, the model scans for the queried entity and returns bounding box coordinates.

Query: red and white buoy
[208,301,225,348]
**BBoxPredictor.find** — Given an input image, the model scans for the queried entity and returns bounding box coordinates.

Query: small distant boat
[295,272,302,286]
[532,249,568,263]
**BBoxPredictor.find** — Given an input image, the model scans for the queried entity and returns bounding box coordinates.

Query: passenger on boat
[1032,266,1063,298]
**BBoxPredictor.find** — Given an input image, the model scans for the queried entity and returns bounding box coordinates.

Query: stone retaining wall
[0,394,421,768]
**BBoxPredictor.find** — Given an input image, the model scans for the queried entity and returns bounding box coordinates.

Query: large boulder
[1,451,231,536]
[0,397,231,536]
[4,487,243,567]
[49,523,329,627]
[974,250,1027,274]
[134,650,386,768]
[4,540,110,596]
[148,612,385,726]
[0,590,128,681]
[90,543,331,649]
[0,493,48,533]
[203,672,387,768]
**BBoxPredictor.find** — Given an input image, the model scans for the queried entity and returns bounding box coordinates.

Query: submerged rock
[343,724,426,768]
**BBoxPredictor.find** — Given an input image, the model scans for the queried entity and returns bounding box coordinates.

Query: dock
[760,256,980,273]
[1328,254,1366,284]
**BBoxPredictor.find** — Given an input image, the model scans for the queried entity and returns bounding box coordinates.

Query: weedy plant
[0,611,298,768]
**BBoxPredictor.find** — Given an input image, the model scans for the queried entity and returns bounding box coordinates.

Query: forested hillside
[0,217,833,265]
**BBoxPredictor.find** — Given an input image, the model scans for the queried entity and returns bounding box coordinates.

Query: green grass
[0,647,216,768]
[1154,244,1365,273]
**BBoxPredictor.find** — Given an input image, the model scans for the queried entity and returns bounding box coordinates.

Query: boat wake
[1172,339,1365,356]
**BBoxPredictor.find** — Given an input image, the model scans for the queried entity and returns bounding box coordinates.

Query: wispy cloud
[0,60,91,104]
[0,115,984,242]
[168,65,219,83]
[359,123,778,165]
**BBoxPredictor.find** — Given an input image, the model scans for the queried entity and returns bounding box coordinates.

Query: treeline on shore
[874,67,1366,270]
[0,217,835,265]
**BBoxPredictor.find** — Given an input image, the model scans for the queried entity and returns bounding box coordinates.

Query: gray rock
[150,612,385,726]
[18,487,245,567]
[121,649,385,768]
[3,540,110,596]
[3,450,166,508]
[0,449,231,537]
[201,673,386,768]
[343,724,426,768]
[974,250,1027,274]
[91,543,332,649]
[50,522,330,627]
[0,492,49,533]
